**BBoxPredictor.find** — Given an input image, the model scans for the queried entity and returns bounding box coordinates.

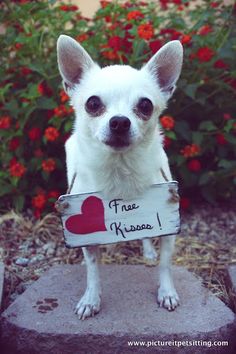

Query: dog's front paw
[75,289,101,320]
[143,247,158,263]
[157,286,179,311]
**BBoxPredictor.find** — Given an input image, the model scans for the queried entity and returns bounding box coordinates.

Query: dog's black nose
[109,116,131,135]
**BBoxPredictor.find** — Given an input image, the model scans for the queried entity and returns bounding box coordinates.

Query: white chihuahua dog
[57,35,183,320]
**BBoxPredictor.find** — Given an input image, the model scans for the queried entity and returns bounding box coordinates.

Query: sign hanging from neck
[57,181,180,248]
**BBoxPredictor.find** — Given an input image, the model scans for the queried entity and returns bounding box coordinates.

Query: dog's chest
[97,154,155,199]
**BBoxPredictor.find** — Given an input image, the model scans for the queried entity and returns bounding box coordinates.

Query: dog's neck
[74,130,163,199]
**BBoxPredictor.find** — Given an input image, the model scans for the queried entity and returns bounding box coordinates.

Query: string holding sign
[56,182,180,248]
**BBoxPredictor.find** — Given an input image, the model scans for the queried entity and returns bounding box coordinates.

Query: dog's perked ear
[142,40,183,99]
[57,35,96,94]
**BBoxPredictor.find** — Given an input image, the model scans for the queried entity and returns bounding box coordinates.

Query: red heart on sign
[65,196,107,235]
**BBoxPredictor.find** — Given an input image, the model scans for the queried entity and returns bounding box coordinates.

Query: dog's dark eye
[136,98,153,119]
[85,96,104,116]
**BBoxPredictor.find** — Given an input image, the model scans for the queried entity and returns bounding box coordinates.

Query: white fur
[57,35,183,319]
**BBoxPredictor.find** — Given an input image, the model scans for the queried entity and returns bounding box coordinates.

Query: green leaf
[36,97,56,109]
[184,84,199,99]
[11,177,19,187]
[174,121,191,141]
[192,131,204,145]
[165,131,177,140]
[224,120,235,133]
[64,120,73,133]
[0,182,14,197]
[225,134,236,145]
[199,172,211,186]
[199,121,217,131]
[218,159,236,169]
[28,63,45,76]
[26,84,40,99]
[4,99,19,115]
[201,186,216,204]
[175,155,185,166]
[13,195,24,211]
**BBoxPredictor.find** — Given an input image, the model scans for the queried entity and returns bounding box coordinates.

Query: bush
[0,0,236,217]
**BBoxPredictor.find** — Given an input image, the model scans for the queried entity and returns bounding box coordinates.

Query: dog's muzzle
[106,116,131,149]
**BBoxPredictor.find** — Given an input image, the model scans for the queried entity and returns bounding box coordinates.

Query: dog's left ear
[142,40,183,99]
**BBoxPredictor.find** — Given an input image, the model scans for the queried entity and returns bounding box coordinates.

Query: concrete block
[227,265,236,293]
[0,262,4,309]
[1,265,236,353]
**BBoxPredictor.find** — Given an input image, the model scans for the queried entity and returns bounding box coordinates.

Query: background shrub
[0,0,236,217]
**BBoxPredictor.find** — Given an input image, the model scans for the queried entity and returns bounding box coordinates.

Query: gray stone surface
[228,265,236,293]
[1,265,236,353]
[0,262,4,309]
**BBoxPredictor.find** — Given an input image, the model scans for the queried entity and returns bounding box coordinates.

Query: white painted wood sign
[57,182,180,248]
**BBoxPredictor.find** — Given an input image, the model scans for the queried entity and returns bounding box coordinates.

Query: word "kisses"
[110,221,153,239]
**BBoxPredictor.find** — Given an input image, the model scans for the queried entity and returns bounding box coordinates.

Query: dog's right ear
[57,35,95,94]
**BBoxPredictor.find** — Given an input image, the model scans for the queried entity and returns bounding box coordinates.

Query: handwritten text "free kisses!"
[108,198,162,239]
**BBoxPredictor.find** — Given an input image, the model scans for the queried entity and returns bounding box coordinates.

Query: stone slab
[227,265,236,293]
[1,265,236,354]
[0,262,4,309]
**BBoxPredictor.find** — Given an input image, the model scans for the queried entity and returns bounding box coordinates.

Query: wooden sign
[57,182,180,248]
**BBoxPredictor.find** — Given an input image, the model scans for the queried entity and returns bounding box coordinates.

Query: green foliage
[0,0,236,216]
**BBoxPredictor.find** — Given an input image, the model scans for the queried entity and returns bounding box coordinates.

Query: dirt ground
[0,201,236,312]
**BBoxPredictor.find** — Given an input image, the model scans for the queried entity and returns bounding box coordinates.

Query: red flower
[160,28,181,40]
[101,46,119,60]
[225,78,236,91]
[180,197,190,210]
[223,113,231,121]
[32,193,46,209]
[181,144,201,158]
[0,115,11,129]
[34,209,42,219]
[15,43,23,50]
[216,133,227,145]
[108,36,123,51]
[137,23,154,40]
[37,82,52,97]
[60,5,78,11]
[181,34,191,45]
[54,105,73,117]
[163,136,172,149]
[9,137,20,151]
[34,149,43,157]
[44,127,59,141]
[149,40,162,54]
[21,97,31,104]
[160,115,175,130]
[160,0,169,10]
[48,190,60,200]
[42,158,56,173]
[46,110,55,120]
[198,25,212,36]
[196,47,214,62]
[9,161,26,178]
[187,159,202,172]
[76,34,89,42]
[127,10,144,21]
[210,2,219,8]
[59,90,69,103]
[21,67,32,75]
[28,127,41,141]
[213,59,229,70]
[100,1,110,8]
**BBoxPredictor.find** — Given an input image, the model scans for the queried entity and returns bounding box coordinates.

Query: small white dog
[57,35,183,320]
